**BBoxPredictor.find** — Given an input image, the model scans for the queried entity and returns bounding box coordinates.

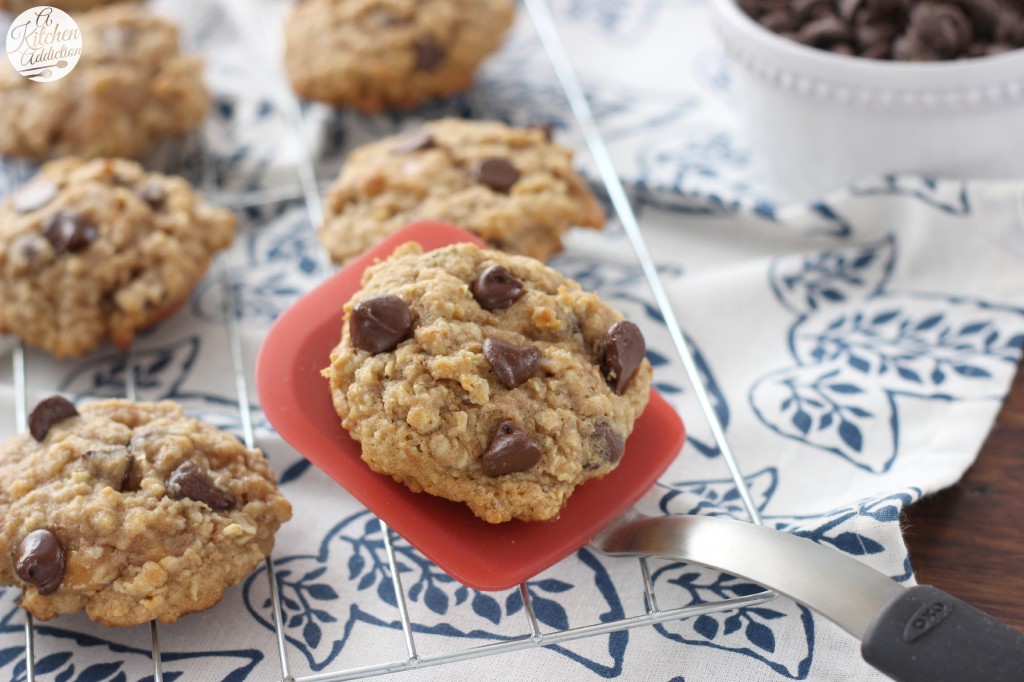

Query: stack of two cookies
[0,3,291,627]
[0,155,291,627]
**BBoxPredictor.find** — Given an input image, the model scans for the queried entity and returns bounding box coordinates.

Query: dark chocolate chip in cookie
[15,529,65,595]
[350,295,413,353]
[413,34,446,71]
[482,420,543,476]
[43,210,99,253]
[600,321,646,395]
[473,158,520,193]
[13,181,58,214]
[593,421,626,463]
[483,338,541,389]
[28,395,79,442]
[84,449,134,492]
[139,182,167,209]
[392,130,435,155]
[167,460,236,510]
[472,266,524,310]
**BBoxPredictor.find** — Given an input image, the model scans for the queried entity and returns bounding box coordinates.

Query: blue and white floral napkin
[1,1,1022,680]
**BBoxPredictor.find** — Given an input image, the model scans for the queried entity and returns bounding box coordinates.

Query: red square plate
[256,221,685,591]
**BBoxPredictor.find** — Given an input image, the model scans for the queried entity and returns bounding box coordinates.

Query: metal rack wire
[5,1,777,679]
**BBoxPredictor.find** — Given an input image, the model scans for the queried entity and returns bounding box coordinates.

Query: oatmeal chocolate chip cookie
[0,4,209,160]
[0,398,292,626]
[320,118,606,264]
[0,157,236,358]
[284,0,515,111]
[323,243,651,523]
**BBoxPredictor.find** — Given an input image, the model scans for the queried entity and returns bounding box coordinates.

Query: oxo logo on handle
[903,600,953,643]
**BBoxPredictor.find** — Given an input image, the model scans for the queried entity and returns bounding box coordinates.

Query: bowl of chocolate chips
[713,0,1024,201]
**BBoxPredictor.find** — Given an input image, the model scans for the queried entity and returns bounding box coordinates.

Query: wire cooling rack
[4,1,776,679]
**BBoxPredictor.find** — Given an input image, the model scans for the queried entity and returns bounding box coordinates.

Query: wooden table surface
[903,359,1024,630]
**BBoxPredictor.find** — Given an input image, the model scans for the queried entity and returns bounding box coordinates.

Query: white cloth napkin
[1,1,1023,680]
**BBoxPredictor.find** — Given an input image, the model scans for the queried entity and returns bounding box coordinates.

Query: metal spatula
[593,512,1024,682]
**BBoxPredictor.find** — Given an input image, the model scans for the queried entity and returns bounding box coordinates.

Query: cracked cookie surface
[284,0,515,111]
[320,118,605,264]
[0,4,209,159]
[0,157,235,357]
[324,243,651,523]
[0,399,292,627]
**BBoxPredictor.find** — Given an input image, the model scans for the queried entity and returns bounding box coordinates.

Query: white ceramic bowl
[712,0,1024,202]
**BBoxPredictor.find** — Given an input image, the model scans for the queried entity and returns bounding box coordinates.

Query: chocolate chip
[952,0,1001,39]
[84,449,134,491]
[537,123,556,142]
[413,34,445,71]
[481,420,543,476]
[760,7,801,32]
[167,460,235,510]
[908,2,972,59]
[593,421,626,463]
[483,338,541,389]
[350,295,412,353]
[839,0,865,21]
[43,210,98,253]
[599,321,646,395]
[473,158,520,194]
[892,33,925,59]
[471,266,524,310]
[14,529,65,595]
[860,0,910,20]
[797,15,852,47]
[12,181,58,214]
[139,182,167,210]
[854,18,900,51]
[391,130,435,155]
[120,455,136,491]
[28,395,79,441]
[862,41,893,58]
[994,13,1024,46]
[794,0,836,21]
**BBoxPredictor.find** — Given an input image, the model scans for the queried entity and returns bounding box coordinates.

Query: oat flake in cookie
[320,118,606,264]
[284,0,515,111]
[0,399,292,627]
[0,157,236,358]
[0,4,209,160]
[323,243,652,523]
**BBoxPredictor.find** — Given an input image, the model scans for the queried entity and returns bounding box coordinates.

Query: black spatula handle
[861,585,1024,682]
